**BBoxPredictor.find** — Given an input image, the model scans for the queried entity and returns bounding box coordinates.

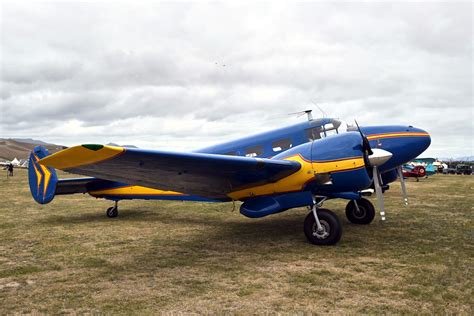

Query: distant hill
[10,138,51,145]
[106,142,138,148]
[0,139,64,160]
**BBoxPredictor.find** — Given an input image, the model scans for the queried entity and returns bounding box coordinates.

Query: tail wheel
[345,198,375,224]
[304,209,342,246]
[106,206,118,218]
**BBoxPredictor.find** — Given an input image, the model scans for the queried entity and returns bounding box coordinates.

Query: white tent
[11,158,20,166]
[20,159,29,168]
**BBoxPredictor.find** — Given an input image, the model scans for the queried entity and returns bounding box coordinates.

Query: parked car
[456,164,472,175]
[442,167,456,175]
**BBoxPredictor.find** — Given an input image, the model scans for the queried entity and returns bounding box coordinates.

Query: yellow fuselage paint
[228,155,365,200]
[312,157,365,173]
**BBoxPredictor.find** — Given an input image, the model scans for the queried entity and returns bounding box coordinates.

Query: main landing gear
[304,197,342,245]
[345,198,375,225]
[106,201,119,218]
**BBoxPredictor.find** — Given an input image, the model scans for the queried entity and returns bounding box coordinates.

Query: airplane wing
[39,144,301,199]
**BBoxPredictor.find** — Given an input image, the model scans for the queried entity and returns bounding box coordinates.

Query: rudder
[29,146,58,204]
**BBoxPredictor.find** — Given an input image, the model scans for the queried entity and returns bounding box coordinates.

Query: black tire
[304,209,342,246]
[106,206,118,218]
[345,199,375,225]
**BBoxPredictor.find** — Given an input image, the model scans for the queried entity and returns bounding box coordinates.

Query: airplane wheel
[345,199,375,225]
[304,209,342,246]
[106,206,118,218]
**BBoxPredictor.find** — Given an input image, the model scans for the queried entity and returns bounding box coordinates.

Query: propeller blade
[372,166,385,221]
[354,120,373,155]
[397,166,408,206]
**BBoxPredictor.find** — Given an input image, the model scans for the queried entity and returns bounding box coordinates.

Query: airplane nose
[416,128,431,153]
[404,127,431,160]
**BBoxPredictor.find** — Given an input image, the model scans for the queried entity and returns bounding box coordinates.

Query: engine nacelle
[240,191,313,218]
[274,132,373,195]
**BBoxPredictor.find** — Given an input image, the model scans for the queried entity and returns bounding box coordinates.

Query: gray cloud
[0,2,472,157]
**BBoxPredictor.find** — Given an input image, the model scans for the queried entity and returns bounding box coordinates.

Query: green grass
[0,169,472,314]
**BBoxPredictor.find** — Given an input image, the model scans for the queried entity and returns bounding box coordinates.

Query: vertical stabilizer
[28,146,58,204]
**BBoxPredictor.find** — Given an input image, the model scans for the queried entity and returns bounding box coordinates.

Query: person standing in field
[7,163,13,177]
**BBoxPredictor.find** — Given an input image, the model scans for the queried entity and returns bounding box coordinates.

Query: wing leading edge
[39,145,302,199]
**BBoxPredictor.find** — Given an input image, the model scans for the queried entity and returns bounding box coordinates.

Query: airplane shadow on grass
[39,206,375,252]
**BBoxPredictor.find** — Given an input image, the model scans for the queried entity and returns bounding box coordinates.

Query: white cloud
[0,1,472,157]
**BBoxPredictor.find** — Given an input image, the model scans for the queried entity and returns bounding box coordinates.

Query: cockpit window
[245,145,264,157]
[272,139,292,152]
[306,127,322,141]
[321,123,339,137]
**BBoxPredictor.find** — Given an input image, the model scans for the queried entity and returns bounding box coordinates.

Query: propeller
[355,120,392,221]
[354,120,373,155]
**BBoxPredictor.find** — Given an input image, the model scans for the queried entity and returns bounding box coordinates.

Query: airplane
[28,115,431,245]
[402,164,427,181]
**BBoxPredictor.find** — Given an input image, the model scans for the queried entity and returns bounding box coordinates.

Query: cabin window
[224,151,238,156]
[272,139,292,152]
[321,123,338,138]
[245,145,263,157]
[306,127,322,141]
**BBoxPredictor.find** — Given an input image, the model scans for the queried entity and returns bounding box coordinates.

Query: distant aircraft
[402,165,426,181]
[28,116,430,245]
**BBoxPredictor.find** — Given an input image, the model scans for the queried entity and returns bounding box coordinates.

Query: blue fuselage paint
[197,118,337,157]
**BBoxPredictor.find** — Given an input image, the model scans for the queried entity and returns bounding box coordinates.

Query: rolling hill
[0,139,65,161]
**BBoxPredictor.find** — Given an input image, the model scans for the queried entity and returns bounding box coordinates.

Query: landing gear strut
[304,197,342,245]
[106,201,119,218]
[345,198,375,224]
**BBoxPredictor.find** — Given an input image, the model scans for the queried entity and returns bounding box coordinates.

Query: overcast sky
[1,1,472,157]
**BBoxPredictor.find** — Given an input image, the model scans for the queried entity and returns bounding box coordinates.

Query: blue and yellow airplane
[28,117,430,245]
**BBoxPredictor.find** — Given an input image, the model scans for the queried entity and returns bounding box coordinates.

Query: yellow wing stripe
[39,145,125,170]
[367,132,429,140]
[89,186,186,197]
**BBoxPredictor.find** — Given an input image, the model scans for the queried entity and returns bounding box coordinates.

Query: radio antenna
[311,101,327,118]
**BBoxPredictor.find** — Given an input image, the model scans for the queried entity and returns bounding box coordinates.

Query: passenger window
[245,145,263,157]
[272,139,292,152]
[306,127,322,141]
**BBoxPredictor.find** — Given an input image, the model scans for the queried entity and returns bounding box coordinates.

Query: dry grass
[1,169,473,314]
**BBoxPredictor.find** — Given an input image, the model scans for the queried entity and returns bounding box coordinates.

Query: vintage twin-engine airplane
[29,116,430,245]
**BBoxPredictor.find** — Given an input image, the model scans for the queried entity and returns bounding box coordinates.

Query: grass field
[1,169,472,314]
